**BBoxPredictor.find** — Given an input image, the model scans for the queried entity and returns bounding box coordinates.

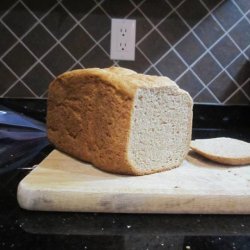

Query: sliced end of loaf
[127,86,193,175]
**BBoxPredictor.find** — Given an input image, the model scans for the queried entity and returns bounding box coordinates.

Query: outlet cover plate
[110,18,136,61]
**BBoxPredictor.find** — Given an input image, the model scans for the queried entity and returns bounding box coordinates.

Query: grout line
[135,0,185,46]
[40,89,48,98]
[69,32,110,70]
[166,0,247,60]
[143,66,152,74]
[32,1,60,23]
[19,2,85,71]
[1,78,19,97]
[116,0,181,75]
[164,13,214,100]
[113,60,120,67]
[0,22,39,60]
[200,0,248,60]
[139,0,225,81]
[241,77,250,89]
[223,77,250,104]
[0,59,37,97]
[138,30,219,102]
[22,81,39,97]
[231,0,250,26]
[134,7,211,98]
[20,0,83,66]
[114,4,159,71]
[1,0,124,96]
[213,44,250,84]
[0,19,56,78]
[175,49,221,102]
[0,20,57,91]
[0,0,60,61]
[203,15,246,53]
[139,0,222,50]
[71,0,100,22]
[91,0,114,58]
[193,48,249,100]
[134,4,177,76]
[174,68,190,82]
[193,44,250,101]
[59,2,111,62]
[92,0,141,54]
[1,1,76,69]
[168,0,250,102]
[0,0,20,22]
[136,46,163,75]
[136,0,186,46]
[199,1,250,100]
[1,0,249,102]
[135,0,220,102]
[224,48,250,101]
[246,10,250,23]
[143,65,164,75]
[192,72,221,100]
[0,0,79,98]
[93,0,106,4]
[0,0,63,60]
[61,0,138,66]
[129,0,146,8]
[129,0,156,17]
[132,10,173,61]
[121,0,152,66]
[223,89,243,104]
[182,34,237,101]
[92,0,112,19]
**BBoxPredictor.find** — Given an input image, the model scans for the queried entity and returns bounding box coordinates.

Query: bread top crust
[54,67,184,98]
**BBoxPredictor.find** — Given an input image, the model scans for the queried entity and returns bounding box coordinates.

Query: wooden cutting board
[17,150,250,214]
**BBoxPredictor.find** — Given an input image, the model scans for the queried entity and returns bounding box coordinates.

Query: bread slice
[47,67,193,175]
[190,137,250,165]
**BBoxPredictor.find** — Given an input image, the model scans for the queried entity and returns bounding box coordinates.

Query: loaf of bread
[47,67,193,175]
[191,137,250,165]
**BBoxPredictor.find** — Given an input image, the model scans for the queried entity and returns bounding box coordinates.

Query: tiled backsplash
[0,0,249,104]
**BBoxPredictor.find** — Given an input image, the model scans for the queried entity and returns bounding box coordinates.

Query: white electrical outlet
[110,18,136,61]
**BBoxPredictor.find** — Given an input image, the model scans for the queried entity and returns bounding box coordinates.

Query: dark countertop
[0,99,250,250]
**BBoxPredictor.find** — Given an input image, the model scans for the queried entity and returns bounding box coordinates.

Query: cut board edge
[17,180,250,214]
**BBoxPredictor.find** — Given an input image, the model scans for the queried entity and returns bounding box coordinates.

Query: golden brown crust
[47,69,137,175]
[54,68,179,98]
[54,68,138,98]
[104,66,137,75]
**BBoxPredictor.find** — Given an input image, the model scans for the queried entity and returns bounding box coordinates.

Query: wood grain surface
[17,150,250,214]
